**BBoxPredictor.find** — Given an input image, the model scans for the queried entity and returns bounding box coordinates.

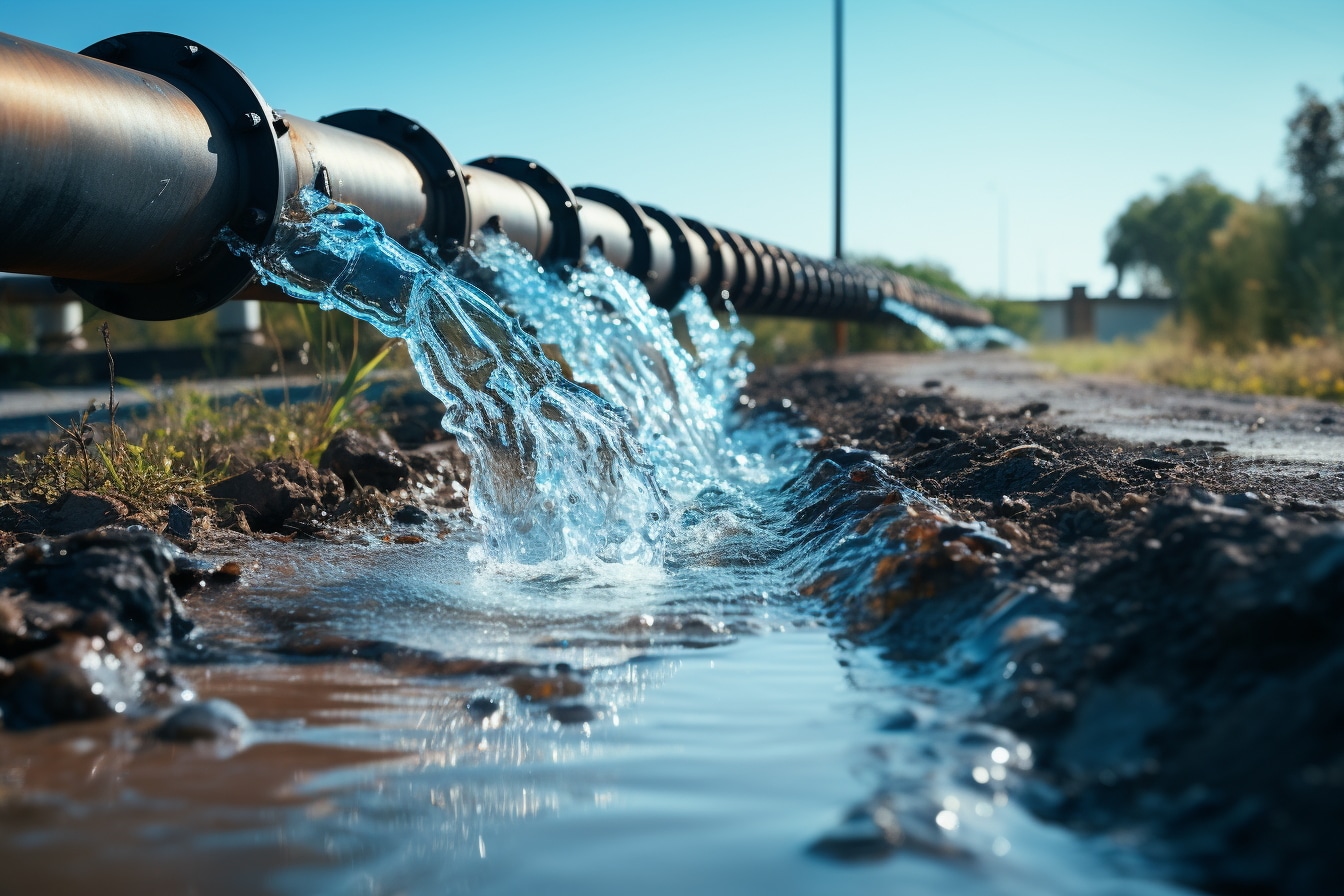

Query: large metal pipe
[0,30,990,329]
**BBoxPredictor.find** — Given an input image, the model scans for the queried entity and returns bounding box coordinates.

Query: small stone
[208,458,344,532]
[320,429,411,492]
[0,634,143,729]
[1017,402,1050,418]
[394,534,424,545]
[48,491,127,535]
[165,503,193,540]
[880,708,919,731]
[154,698,250,742]
[211,561,243,583]
[1120,493,1148,512]
[810,803,904,861]
[548,703,597,724]
[465,696,501,722]
[507,673,584,702]
[393,505,430,525]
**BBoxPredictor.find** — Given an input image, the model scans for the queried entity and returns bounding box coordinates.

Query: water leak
[457,234,757,502]
[225,189,667,565]
[882,297,1027,351]
[0,196,1192,894]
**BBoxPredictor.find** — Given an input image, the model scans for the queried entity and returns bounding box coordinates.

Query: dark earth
[0,353,1341,895]
[749,355,1344,896]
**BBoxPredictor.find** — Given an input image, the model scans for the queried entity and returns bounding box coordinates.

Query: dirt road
[826,350,1343,471]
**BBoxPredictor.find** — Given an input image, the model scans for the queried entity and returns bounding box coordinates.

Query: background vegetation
[1107,85,1344,351]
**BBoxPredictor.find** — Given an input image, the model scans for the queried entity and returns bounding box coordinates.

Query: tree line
[1108,84,1344,350]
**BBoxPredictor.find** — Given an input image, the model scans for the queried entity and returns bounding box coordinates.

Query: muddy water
[0,529,1190,895]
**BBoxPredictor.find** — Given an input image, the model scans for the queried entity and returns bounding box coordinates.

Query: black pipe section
[0,30,990,329]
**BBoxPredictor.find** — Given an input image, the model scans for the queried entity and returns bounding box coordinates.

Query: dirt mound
[752,365,1344,895]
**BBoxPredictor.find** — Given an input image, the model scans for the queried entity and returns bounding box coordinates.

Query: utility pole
[999,192,1008,299]
[832,0,848,354]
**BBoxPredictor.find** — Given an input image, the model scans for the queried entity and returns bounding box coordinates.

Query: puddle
[0,528,1190,895]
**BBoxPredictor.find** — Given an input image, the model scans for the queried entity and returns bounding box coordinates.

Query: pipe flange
[679,217,726,302]
[572,186,653,278]
[470,156,581,264]
[639,205,695,304]
[78,32,283,320]
[718,230,757,304]
[319,109,471,259]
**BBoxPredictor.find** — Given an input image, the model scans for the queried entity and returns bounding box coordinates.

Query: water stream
[225,189,667,565]
[882,297,1027,351]
[0,194,1190,893]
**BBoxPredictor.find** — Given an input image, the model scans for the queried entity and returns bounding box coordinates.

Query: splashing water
[225,189,668,565]
[455,233,757,501]
[882,297,1027,350]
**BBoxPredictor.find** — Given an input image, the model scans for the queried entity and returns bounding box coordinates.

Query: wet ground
[0,533,1192,896]
[1,353,1341,895]
[753,353,1344,895]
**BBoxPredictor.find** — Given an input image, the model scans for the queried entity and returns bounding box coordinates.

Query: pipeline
[0,30,990,328]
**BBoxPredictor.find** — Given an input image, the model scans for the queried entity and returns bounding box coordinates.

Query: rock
[165,503,193,539]
[319,429,410,492]
[208,458,344,532]
[996,495,1031,518]
[0,528,190,645]
[0,501,44,536]
[810,802,905,861]
[506,673,584,702]
[548,703,597,724]
[211,561,243,583]
[154,698,250,742]
[393,505,430,525]
[1016,401,1050,418]
[0,633,145,729]
[880,708,920,731]
[47,490,127,535]
[379,387,449,447]
[465,696,501,723]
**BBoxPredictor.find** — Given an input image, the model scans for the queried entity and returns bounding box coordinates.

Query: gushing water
[883,297,1027,350]
[457,233,757,501]
[225,189,667,565]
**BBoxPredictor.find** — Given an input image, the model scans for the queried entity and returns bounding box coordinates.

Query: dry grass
[0,326,397,520]
[1033,320,1344,402]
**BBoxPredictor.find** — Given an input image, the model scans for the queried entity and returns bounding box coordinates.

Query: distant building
[1033,285,1171,342]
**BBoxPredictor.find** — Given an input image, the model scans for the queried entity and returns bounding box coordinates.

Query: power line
[913,0,1203,106]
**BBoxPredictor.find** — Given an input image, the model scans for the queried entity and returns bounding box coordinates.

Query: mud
[0,528,194,728]
[749,359,1344,896]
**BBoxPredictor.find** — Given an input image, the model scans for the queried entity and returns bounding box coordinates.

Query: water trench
[0,193,1189,894]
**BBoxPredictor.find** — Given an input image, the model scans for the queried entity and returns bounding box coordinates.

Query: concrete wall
[1030,286,1171,342]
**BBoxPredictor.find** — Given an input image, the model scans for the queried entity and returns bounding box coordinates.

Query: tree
[1105,174,1237,305]
[1186,199,1290,350]
[1284,85,1344,335]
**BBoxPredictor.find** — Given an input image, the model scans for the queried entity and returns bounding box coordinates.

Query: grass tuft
[1033,319,1344,402]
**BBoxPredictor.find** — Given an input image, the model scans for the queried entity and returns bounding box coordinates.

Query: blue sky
[8,1,1344,298]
